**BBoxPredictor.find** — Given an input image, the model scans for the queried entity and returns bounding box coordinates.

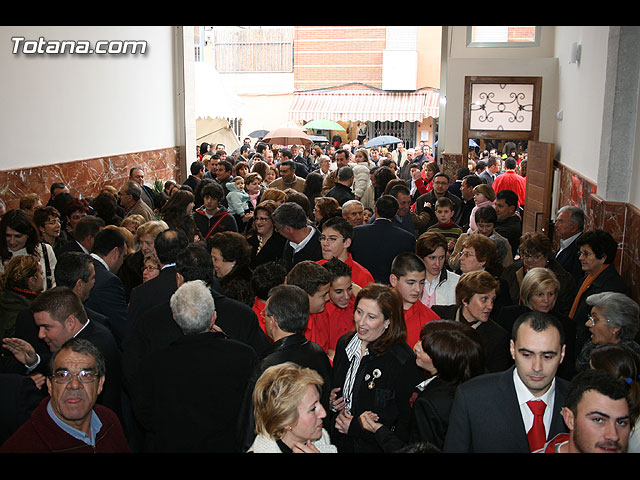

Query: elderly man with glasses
[1,337,130,453]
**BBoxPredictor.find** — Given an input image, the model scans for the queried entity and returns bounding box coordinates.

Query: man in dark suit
[455,174,482,231]
[443,311,569,453]
[272,202,323,271]
[54,215,104,256]
[494,189,523,259]
[126,228,188,338]
[554,205,585,284]
[84,228,129,348]
[30,287,123,421]
[238,284,333,451]
[133,280,257,452]
[479,155,499,185]
[13,251,113,367]
[129,167,156,209]
[447,167,469,199]
[183,161,205,191]
[350,195,417,284]
[326,166,355,206]
[122,245,271,397]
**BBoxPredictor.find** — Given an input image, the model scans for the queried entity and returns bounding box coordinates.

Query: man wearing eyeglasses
[414,172,462,230]
[0,337,130,453]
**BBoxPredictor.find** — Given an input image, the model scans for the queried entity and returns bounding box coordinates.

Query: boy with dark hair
[193,182,238,240]
[427,196,463,255]
[389,252,440,348]
[317,216,373,289]
[320,257,358,362]
[250,261,288,336]
[286,260,332,352]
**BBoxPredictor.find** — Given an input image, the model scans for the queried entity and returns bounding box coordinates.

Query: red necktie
[527,400,546,452]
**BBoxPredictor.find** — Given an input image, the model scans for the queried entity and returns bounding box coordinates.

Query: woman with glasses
[431,270,511,373]
[32,206,66,253]
[571,229,631,354]
[576,292,640,372]
[246,200,287,270]
[453,233,512,320]
[501,232,577,317]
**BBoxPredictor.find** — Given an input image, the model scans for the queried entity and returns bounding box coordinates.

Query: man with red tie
[444,311,569,453]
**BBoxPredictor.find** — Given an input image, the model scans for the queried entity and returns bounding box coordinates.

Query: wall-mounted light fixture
[569,42,582,65]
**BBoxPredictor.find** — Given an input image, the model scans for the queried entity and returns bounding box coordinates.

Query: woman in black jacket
[360,319,485,452]
[329,283,424,453]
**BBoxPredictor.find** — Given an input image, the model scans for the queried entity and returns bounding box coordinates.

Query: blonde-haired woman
[249,362,337,453]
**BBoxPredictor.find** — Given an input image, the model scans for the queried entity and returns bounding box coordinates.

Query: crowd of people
[0,136,638,454]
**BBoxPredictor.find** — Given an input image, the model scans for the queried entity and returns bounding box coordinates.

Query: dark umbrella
[365,135,403,148]
[248,129,269,138]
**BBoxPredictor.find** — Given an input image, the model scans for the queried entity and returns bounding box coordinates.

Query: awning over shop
[289,89,439,123]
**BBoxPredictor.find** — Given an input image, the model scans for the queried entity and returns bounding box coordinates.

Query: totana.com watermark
[11,37,148,55]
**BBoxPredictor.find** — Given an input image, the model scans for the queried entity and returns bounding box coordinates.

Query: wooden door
[522,141,555,235]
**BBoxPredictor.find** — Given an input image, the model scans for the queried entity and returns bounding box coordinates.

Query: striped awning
[289,89,439,123]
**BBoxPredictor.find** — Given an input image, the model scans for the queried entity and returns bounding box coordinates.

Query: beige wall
[1,26,181,172]
[417,26,442,89]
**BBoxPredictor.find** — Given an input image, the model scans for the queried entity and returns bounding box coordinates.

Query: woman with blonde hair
[249,362,337,453]
[496,267,576,379]
[118,220,169,301]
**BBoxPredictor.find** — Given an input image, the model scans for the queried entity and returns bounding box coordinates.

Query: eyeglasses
[586,310,611,326]
[143,265,160,272]
[320,235,344,244]
[578,250,594,258]
[254,216,271,223]
[51,369,99,384]
[522,252,544,261]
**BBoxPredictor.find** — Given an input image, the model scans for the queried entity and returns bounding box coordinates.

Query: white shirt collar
[90,253,110,272]
[558,231,581,252]
[289,225,316,253]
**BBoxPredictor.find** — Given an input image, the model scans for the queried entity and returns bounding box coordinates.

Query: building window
[467,26,539,48]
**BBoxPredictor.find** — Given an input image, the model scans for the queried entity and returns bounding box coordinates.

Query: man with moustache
[444,311,569,453]
[0,338,130,453]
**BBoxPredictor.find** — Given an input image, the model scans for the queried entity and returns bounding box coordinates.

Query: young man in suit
[30,287,124,422]
[85,228,129,348]
[444,311,569,453]
[350,195,416,285]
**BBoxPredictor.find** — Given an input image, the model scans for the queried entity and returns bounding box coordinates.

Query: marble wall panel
[0,147,181,211]
[556,162,639,304]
